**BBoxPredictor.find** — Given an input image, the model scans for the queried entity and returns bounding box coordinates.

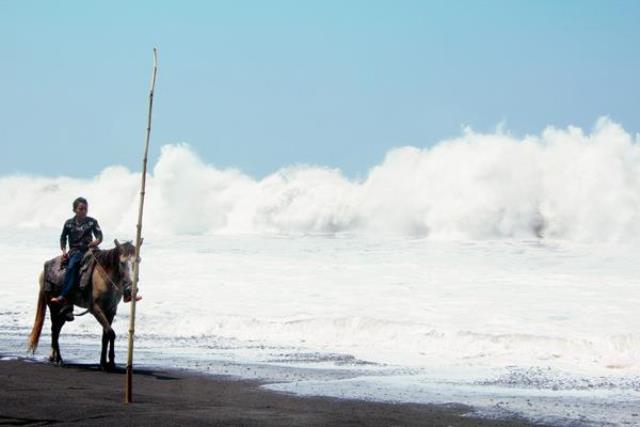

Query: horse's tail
[27,272,46,354]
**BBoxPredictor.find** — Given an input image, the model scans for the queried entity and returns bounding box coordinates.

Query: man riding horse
[27,197,141,368]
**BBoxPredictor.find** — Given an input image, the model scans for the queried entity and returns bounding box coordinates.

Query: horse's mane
[93,247,120,269]
[93,241,135,272]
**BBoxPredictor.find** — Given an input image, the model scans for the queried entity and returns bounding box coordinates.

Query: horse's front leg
[91,303,115,370]
[107,313,116,369]
[100,330,109,368]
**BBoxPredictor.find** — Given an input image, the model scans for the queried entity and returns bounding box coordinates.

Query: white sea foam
[1,233,638,425]
[1,117,638,241]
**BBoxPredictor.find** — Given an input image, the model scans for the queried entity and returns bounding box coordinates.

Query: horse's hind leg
[49,314,65,366]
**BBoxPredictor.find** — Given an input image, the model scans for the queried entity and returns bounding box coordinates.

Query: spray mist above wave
[1,117,638,241]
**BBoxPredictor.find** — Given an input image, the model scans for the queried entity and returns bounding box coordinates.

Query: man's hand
[88,240,100,249]
[61,249,67,259]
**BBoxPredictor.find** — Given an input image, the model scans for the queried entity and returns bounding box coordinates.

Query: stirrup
[60,305,75,322]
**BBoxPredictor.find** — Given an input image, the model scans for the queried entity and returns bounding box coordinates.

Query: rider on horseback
[27,198,143,364]
[51,197,102,305]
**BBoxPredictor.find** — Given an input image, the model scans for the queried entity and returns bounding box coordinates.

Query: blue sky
[1,1,639,178]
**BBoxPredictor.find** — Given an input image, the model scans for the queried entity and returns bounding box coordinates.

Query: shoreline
[0,358,542,426]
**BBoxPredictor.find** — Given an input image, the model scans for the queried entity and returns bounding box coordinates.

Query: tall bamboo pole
[126,48,158,404]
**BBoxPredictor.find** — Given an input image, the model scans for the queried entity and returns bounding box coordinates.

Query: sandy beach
[0,358,542,426]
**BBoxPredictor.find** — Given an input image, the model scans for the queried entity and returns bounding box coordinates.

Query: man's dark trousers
[60,250,86,298]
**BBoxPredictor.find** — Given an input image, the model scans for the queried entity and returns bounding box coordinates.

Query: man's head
[72,197,88,219]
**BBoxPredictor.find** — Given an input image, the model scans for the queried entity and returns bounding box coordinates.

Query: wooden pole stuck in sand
[126,48,158,404]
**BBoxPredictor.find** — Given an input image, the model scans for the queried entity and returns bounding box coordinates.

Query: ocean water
[1,232,638,426]
[1,119,639,425]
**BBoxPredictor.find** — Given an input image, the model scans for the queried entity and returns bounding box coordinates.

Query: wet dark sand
[0,359,543,426]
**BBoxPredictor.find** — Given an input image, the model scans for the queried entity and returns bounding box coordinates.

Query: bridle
[89,249,129,295]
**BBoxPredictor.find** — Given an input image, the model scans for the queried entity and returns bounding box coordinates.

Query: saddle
[43,252,97,294]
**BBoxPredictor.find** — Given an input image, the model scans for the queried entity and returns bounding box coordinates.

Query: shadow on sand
[59,362,179,381]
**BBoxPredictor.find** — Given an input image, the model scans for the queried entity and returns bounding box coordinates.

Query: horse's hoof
[49,353,63,366]
[100,363,115,372]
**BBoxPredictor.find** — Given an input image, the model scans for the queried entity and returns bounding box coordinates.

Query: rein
[90,249,126,294]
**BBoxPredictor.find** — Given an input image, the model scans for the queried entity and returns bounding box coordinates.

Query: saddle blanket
[43,252,96,294]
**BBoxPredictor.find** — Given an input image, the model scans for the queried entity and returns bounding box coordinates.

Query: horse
[27,239,139,370]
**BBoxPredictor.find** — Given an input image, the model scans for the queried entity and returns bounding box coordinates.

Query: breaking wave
[1,117,639,241]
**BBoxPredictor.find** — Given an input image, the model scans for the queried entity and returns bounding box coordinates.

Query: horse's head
[113,239,141,289]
